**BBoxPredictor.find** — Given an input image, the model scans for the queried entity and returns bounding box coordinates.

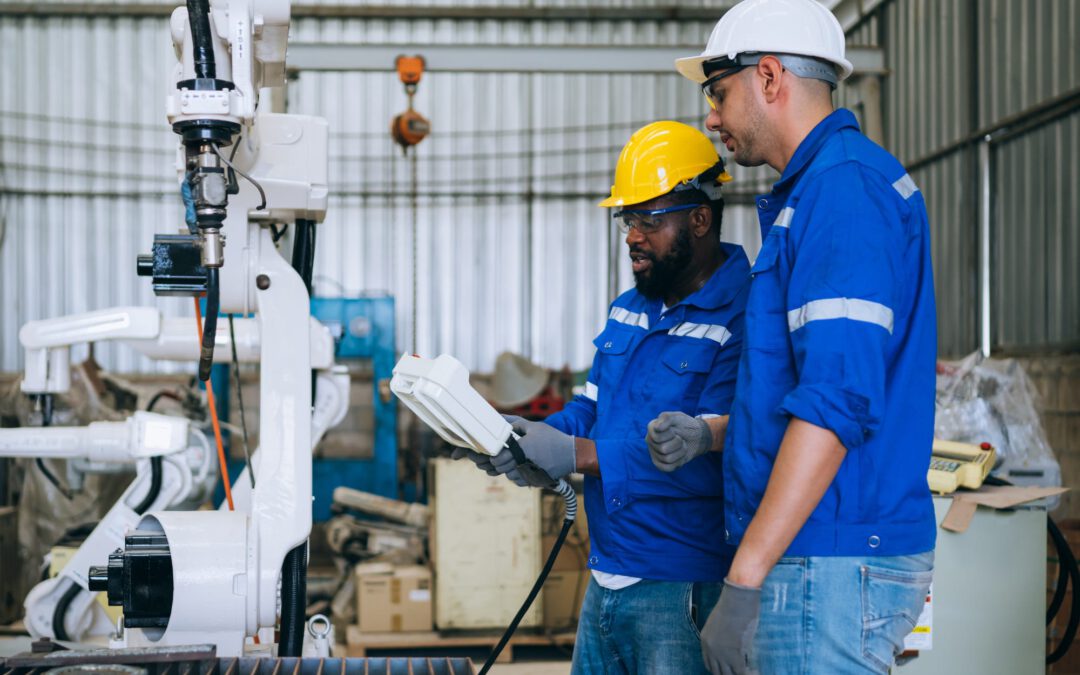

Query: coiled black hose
[51,581,82,641]
[133,456,164,516]
[291,220,316,297]
[290,219,318,402]
[1047,515,1080,664]
[278,543,308,656]
[983,475,1078,663]
[198,267,219,382]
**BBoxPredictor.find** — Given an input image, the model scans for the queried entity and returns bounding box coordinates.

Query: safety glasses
[613,203,701,234]
[700,67,747,110]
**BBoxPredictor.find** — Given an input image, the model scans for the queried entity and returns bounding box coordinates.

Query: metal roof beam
[0,3,725,20]
[289,43,884,76]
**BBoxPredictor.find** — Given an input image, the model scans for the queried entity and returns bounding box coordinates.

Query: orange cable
[194,297,235,511]
[195,298,255,645]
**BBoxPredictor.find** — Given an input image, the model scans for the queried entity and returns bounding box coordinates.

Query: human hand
[490,416,576,487]
[449,446,498,475]
[646,411,712,471]
[700,579,761,675]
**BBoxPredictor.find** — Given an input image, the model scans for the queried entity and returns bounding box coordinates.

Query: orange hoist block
[396,55,425,87]
[391,54,431,151]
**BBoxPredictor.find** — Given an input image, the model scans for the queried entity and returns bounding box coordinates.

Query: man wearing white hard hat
[647,1,938,673]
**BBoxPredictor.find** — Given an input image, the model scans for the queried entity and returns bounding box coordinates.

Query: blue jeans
[571,577,723,675]
[754,552,934,674]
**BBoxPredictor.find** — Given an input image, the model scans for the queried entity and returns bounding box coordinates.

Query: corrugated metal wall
[3,0,1075,375]
[0,17,192,374]
[286,15,770,370]
[1,10,769,374]
[993,113,1080,350]
[877,0,1079,356]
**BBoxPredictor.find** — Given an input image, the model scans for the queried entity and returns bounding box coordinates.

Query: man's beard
[633,224,694,299]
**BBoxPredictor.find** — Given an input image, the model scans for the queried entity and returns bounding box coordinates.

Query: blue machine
[309,295,398,521]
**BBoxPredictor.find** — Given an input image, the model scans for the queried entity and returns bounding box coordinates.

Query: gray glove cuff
[695,417,713,454]
[722,578,762,595]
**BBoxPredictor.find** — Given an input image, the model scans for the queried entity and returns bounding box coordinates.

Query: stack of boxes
[351,458,590,637]
[541,491,589,632]
[355,562,433,633]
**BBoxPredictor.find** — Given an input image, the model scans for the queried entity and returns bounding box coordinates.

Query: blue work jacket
[724,109,937,557]
[545,243,749,581]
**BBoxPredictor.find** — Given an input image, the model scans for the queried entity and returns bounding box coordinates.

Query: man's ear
[690,204,713,238]
[757,55,784,103]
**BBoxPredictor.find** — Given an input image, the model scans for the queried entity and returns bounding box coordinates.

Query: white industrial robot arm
[0,412,189,462]
[20,307,334,395]
[41,0,338,654]
[22,431,215,643]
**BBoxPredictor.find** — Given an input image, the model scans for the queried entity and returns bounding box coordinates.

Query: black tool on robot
[476,427,578,675]
[135,0,247,383]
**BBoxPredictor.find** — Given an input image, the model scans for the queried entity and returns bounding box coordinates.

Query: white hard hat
[675,0,853,85]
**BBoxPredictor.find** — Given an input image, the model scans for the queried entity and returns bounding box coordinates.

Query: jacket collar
[673,242,750,312]
[772,108,860,195]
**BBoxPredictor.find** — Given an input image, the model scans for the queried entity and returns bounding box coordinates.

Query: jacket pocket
[593,325,634,355]
[660,343,715,375]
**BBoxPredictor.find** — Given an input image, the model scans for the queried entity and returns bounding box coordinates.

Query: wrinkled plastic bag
[936,352,1060,485]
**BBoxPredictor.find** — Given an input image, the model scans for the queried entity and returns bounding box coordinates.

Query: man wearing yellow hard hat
[477,120,750,673]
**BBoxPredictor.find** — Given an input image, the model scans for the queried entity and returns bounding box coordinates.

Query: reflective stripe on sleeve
[787,298,894,334]
[774,206,795,228]
[893,174,919,200]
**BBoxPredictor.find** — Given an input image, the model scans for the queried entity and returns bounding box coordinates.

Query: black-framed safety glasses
[701,66,748,111]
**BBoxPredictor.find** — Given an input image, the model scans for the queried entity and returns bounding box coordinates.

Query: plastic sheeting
[936,352,1061,483]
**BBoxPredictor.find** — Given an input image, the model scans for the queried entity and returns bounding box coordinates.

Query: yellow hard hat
[598,121,732,209]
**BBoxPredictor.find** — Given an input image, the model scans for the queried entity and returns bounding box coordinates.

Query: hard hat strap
[674,161,728,201]
[703,52,839,88]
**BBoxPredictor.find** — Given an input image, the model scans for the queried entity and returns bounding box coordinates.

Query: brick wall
[1018,355,1080,520]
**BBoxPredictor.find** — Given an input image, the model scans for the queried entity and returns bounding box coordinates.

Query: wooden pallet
[346,626,575,663]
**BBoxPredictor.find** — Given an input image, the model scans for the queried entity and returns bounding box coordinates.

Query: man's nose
[705,108,722,132]
[625,226,646,246]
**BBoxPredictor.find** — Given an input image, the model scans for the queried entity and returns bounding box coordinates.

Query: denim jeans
[571,577,723,675]
[753,552,934,675]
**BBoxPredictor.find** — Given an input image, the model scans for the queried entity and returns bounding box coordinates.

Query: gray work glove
[490,415,576,488]
[449,446,499,475]
[700,580,761,675]
[646,411,712,472]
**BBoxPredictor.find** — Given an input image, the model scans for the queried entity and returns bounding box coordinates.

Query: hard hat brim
[675,54,711,84]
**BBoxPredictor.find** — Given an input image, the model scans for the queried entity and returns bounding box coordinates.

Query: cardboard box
[355,563,433,633]
[541,489,590,572]
[542,490,588,540]
[431,458,543,629]
[543,570,589,631]
[542,535,589,572]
